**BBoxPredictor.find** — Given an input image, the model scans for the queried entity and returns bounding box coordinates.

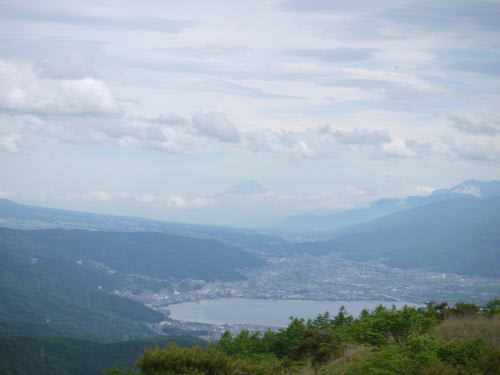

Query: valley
[119,251,500,339]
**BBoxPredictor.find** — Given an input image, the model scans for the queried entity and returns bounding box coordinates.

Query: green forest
[0,335,205,375]
[107,299,500,375]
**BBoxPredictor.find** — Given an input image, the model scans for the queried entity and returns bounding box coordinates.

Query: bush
[350,305,437,347]
[135,344,281,375]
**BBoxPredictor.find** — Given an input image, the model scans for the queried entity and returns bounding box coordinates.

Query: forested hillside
[0,227,263,340]
[0,227,263,281]
[300,196,500,277]
[0,335,205,375]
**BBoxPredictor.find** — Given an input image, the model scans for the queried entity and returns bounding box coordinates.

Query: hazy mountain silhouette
[273,180,500,237]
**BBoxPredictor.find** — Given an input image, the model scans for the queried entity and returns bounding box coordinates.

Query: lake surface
[163,298,421,327]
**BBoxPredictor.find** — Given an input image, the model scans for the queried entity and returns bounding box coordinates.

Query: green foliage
[350,305,437,347]
[0,335,204,375]
[482,298,500,316]
[291,329,344,365]
[0,285,157,342]
[306,307,354,329]
[438,338,488,369]
[105,369,140,375]
[122,302,500,375]
[444,302,480,318]
[217,309,351,369]
[136,344,281,375]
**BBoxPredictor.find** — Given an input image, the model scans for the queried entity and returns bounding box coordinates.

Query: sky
[0,0,499,226]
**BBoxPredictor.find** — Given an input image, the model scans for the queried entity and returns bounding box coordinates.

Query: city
[118,251,500,338]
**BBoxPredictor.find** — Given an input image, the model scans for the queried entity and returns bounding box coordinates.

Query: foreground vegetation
[0,335,205,375]
[108,299,500,375]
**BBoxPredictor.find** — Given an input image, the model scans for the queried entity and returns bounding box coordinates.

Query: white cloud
[191,111,241,143]
[0,60,122,116]
[34,54,96,80]
[64,190,216,209]
[415,185,435,195]
[57,187,368,214]
[448,113,500,135]
[243,125,396,158]
[381,138,417,158]
[0,107,441,161]
[444,135,500,161]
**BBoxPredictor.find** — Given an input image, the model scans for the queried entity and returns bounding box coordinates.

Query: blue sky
[0,0,499,226]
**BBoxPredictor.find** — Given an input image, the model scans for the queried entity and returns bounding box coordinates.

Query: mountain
[432,179,500,198]
[221,180,268,196]
[0,235,168,341]
[0,335,205,375]
[0,228,263,282]
[0,227,263,340]
[299,195,500,277]
[0,198,290,252]
[273,180,500,237]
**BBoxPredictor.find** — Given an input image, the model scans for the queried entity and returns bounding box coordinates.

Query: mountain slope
[0,198,290,252]
[0,285,158,342]
[0,227,263,340]
[0,228,263,281]
[300,196,500,277]
[0,247,165,341]
[0,335,205,375]
[274,180,500,236]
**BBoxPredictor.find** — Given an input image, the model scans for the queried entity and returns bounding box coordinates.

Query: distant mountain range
[299,195,500,277]
[273,180,500,237]
[0,197,290,252]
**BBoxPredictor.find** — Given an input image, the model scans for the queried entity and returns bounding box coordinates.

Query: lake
[162,298,421,327]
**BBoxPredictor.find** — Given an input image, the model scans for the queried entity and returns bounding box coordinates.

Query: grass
[434,315,500,348]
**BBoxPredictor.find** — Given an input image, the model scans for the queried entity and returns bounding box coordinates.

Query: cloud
[449,114,500,135]
[64,191,216,209]
[381,138,416,158]
[243,125,398,158]
[0,107,418,160]
[181,78,304,100]
[444,136,500,161]
[415,186,435,195]
[304,17,392,42]
[34,54,95,79]
[0,38,107,62]
[61,187,369,214]
[285,47,379,62]
[0,132,23,153]
[0,3,195,34]
[0,60,121,116]
[276,0,399,14]
[319,126,390,145]
[383,0,500,32]
[146,112,190,126]
[192,111,241,143]
[156,44,253,58]
[446,60,500,76]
